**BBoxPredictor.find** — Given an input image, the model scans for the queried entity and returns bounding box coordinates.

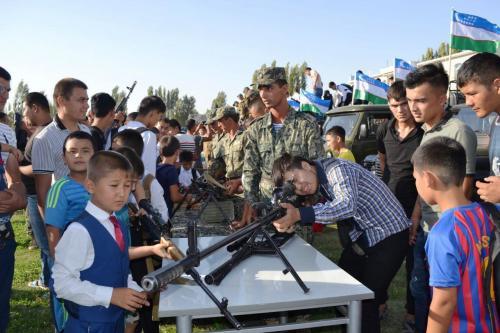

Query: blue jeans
[410,229,430,333]
[26,194,50,286]
[314,87,323,98]
[0,223,16,333]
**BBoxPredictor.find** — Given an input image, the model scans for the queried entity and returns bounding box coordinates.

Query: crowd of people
[0,51,498,333]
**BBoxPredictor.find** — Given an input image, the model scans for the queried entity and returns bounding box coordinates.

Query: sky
[2,0,499,115]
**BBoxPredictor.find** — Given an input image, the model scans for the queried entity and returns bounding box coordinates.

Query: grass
[9,214,407,332]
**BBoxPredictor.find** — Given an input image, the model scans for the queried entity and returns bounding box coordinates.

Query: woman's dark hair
[272,153,314,187]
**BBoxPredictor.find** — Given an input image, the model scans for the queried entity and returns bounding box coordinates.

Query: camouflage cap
[244,89,261,105]
[213,105,238,121]
[206,109,216,124]
[254,67,287,86]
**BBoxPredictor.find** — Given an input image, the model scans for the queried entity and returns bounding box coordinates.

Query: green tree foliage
[421,43,460,61]
[146,86,196,123]
[252,60,308,96]
[172,95,197,125]
[7,80,30,116]
[211,91,227,110]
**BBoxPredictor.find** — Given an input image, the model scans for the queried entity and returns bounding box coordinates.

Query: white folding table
[158,236,373,332]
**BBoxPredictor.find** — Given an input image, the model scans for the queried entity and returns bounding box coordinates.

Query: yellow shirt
[334,148,356,162]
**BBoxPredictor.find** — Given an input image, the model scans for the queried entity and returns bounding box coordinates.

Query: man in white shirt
[119,96,166,176]
[305,67,323,97]
[0,67,17,162]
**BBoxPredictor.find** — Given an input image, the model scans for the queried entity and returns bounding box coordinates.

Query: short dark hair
[326,126,346,141]
[223,113,239,123]
[112,129,144,156]
[159,136,180,157]
[63,131,97,154]
[387,80,406,101]
[127,112,139,121]
[53,78,88,107]
[167,119,181,131]
[328,81,336,88]
[25,92,50,112]
[186,118,196,131]
[87,150,133,183]
[305,67,312,71]
[179,150,194,163]
[0,112,9,124]
[0,67,11,81]
[404,63,449,93]
[91,93,116,118]
[411,137,465,187]
[114,146,144,178]
[137,96,166,116]
[272,153,314,187]
[457,52,500,88]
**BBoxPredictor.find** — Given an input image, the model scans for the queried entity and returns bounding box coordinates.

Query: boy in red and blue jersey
[412,137,499,333]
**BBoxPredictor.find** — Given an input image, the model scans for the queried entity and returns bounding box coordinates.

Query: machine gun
[115,80,137,114]
[170,173,235,223]
[141,182,309,330]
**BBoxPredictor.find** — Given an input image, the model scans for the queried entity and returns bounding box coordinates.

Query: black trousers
[338,229,409,333]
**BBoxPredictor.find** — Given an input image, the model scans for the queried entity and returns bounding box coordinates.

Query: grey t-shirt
[419,112,477,232]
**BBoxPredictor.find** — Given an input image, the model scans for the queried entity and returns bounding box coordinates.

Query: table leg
[176,315,193,333]
[279,311,288,324]
[347,300,362,333]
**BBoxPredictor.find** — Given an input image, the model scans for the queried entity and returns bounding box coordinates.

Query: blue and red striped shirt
[426,202,499,333]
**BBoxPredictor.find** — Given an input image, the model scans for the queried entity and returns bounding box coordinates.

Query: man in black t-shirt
[376,81,423,331]
[89,93,116,151]
[21,92,53,289]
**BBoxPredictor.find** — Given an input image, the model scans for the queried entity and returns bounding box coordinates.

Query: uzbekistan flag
[451,10,499,53]
[394,58,416,81]
[353,72,389,105]
[299,89,330,115]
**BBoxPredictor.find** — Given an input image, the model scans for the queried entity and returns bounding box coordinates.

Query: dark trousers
[338,229,408,333]
[130,222,160,333]
[410,230,430,333]
[0,226,16,333]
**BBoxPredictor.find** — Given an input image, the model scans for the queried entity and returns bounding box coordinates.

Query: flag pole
[351,72,355,105]
[447,9,454,98]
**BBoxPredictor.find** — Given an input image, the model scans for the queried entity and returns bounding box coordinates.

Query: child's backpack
[481,202,500,322]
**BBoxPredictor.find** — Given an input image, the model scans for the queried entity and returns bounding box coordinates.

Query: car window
[455,107,496,134]
[366,113,391,137]
[323,114,359,137]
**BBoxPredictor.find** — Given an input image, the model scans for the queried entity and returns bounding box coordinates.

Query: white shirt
[307,69,323,91]
[146,176,170,222]
[328,88,342,108]
[179,167,199,188]
[0,123,16,162]
[52,201,141,308]
[119,121,158,176]
[175,133,195,153]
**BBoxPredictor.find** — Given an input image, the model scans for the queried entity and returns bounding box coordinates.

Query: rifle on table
[140,182,309,330]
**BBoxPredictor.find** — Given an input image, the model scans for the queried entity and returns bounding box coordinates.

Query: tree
[9,80,29,115]
[172,95,197,125]
[420,43,460,61]
[211,91,227,110]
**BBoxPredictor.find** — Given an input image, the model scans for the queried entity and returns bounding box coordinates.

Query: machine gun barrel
[204,245,252,286]
[141,206,285,292]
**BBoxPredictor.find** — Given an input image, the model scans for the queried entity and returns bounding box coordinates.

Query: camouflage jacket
[222,130,246,179]
[210,132,227,161]
[243,107,324,203]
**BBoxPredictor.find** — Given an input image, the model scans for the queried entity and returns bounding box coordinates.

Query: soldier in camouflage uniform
[240,89,267,129]
[205,109,227,179]
[213,106,246,220]
[242,67,324,242]
[243,67,324,203]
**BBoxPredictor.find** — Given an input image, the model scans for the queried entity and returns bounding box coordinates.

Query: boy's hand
[151,242,170,258]
[111,288,150,312]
